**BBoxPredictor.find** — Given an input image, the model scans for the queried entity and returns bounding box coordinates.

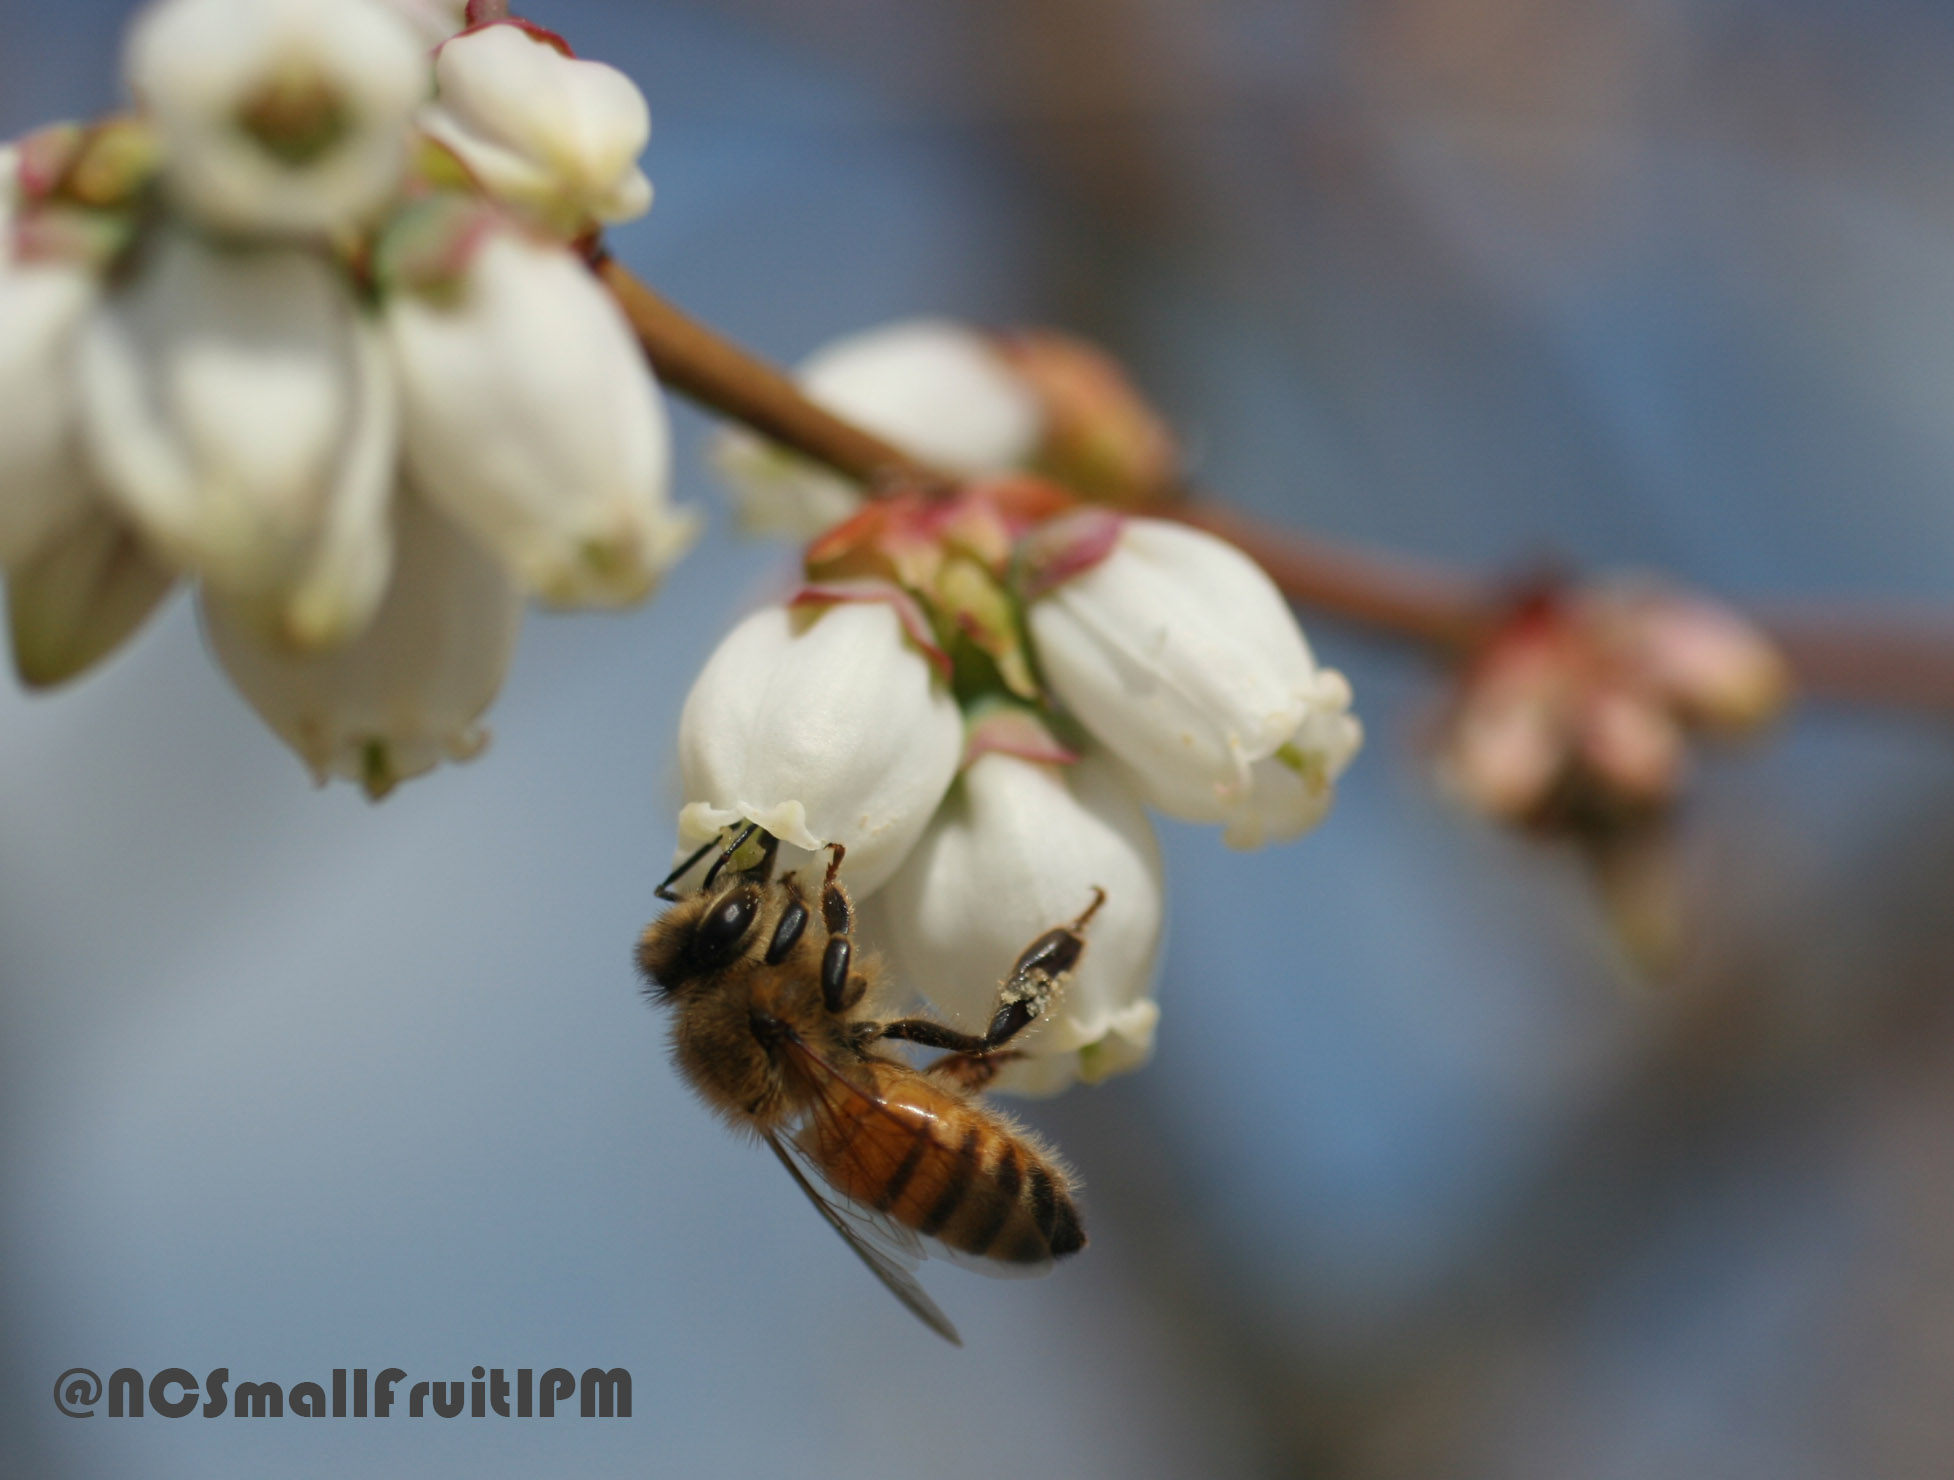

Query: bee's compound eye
[689,888,760,968]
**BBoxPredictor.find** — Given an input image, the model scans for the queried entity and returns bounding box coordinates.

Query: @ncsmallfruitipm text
[53,1366,632,1418]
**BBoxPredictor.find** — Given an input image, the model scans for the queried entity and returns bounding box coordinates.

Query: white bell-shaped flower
[715,319,1043,537]
[0,193,101,568]
[76,231,398,649]
[870,750,1165,1096]
[8,502,176,689]
[423,22,653,236]
[1028,517,1361,844]
[676,599,963,898]
[1130,668,1362,848]
[388,226,695,607]
[126,0,427,237]
[205,492,522,798]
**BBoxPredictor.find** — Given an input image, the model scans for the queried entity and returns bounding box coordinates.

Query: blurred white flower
[380,0,470,47]
[7,503,175,689]
[205,492,521,797]
[75,231,398,649]
[423,22,653,236]
[871,749,1165,1096]
[1028,517,1361,846]
[715,319,1043,536]
[676,598,963,898]
[388,225,695,607]
[126,0,427,237]
[0,167,101,568]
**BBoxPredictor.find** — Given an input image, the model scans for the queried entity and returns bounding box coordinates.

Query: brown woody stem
[599,259,1954,714]
[595,257,943,491]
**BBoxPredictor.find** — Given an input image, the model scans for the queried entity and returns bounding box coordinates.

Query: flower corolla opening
[675,597,965,900]
[126,0,428,237]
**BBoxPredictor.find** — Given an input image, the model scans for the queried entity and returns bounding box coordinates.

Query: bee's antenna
[656,833,729,902]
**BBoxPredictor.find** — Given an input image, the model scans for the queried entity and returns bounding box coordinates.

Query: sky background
[9,1,1954,1476]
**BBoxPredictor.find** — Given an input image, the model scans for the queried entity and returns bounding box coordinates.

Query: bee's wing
[763,1131,962,1346]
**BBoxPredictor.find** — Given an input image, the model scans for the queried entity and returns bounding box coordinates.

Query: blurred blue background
[9,1,1954,1476]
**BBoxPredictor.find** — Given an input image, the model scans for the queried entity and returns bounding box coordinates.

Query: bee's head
[636,879,767,999]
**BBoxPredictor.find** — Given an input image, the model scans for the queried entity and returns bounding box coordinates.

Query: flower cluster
[1,0,692,795]
[1436,580,1790,835]
[686,326,1362,1092]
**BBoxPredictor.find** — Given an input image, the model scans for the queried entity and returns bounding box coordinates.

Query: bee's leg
[877,886,1108,1054]
[817,844,865,1014]
[925,1048,1024,1092]
[655,833,723,902]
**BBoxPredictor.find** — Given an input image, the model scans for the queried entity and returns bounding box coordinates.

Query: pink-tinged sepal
[789,579,951,681]
[962,697,1080,769]
[1012,506,1123,601]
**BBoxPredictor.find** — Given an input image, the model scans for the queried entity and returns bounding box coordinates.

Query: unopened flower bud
[992,328,1179,509]
[423,22,653,237]
[676,597,963,898]
[126,0,427,237]
[715,319,1042,537]
[1590,584,1790,733]
[205,493,521,798]
[870,750,1165,1096]
[386,224,695,607]
[1028,517,1361,845]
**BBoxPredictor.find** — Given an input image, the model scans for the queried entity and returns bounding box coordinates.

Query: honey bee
[636,824,1100,1345]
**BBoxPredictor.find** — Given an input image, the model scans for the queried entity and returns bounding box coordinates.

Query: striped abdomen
[804,1066,1085,1265]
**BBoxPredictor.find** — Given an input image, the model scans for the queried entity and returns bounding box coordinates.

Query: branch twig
[597,259,1954,715]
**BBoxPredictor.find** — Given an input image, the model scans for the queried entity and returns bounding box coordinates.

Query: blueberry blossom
[386,217,695,608]
[715,319,1043,537]
[76,230,399,649]
[205,493,521,798]
[1026,515,1362,847]
[422,21,654,237]
[869,749,1166,1096]
[126,0,427,238]
[675,594,964,899]
[2,0,698,792]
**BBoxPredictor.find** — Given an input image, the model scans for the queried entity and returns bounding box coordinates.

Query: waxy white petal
[872,750,1165,1095]
[676,600,963,898]
[76,232,397,647]
[389,229,695,607]
[1029,518,1353,829]
[1129,668,1363,847]
[715,319,1042,537]
[424,23,652,234]
[126,0,426,236]
[205,492,521,797]
[7,502,175,689]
